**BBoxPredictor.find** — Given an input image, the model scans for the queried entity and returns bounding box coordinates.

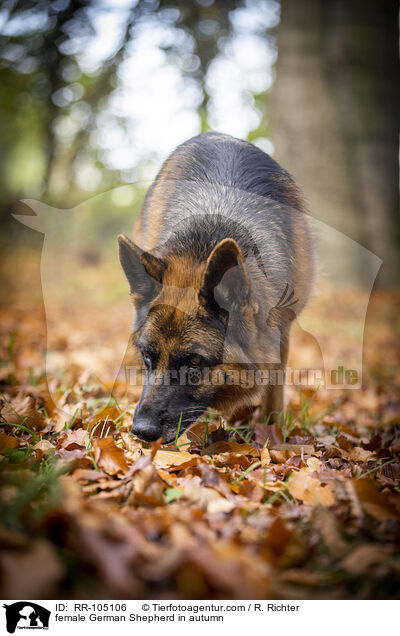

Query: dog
[118,132,313,442]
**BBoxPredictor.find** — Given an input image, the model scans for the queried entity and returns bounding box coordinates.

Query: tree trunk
[272,0,400,286]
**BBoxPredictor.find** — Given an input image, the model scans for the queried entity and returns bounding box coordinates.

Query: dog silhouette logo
[3,602,50,634]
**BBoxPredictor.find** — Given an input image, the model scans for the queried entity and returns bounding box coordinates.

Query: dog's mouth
[131,406,209,444]
[159,419,199,445]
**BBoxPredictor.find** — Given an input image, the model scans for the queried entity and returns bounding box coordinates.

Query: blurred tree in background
[273,0,400,285]
[0,0,398,285]
[0,0,274,248]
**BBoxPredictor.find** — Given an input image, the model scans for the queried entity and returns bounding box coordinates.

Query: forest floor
[1,254,400,599]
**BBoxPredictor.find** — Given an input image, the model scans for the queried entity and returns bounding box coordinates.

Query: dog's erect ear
[118,234,166,306]
[199,238,257,312]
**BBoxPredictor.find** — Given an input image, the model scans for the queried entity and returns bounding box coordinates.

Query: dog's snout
[131,415,160,442]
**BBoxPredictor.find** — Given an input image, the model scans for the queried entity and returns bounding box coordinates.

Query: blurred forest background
[0,0,399,292]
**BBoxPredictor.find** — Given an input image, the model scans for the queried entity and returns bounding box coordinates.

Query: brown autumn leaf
[0,393,46,431]
[260,447,271,466]
[87,419,119,437]
[33,439,55,452]
[247,466,281,491]
[269,444,315,464]
[288,434,315,445]
[126,438,163,476]
[254,421,284,446]
[211,452,252,469]
[120,431,139,453]
[273,443,315,455]
[58,427,87,450]
[269,449,289,463]
[54,401,87,432]
[383,461,400,481]
[289,474,335,506]
[185,418,221,446]
[353,478,400,521]
[120,431,142,463]
[288,459,335,506]
[142,448,197,469]
[94,404,122,422]
[174,432,193,450]
[126,438,166,505]
[348,446,374,462]
[93,436,129,475]
[56,445,92,464]
[201,440,259,456]
[0,432,19,451]
[312,507,348,558]
[71,468,106,481]
[233,477,264,502]
[266,516,293,559]
[177,475,235,513]
[305,457,323,473]
[129,463,165,506]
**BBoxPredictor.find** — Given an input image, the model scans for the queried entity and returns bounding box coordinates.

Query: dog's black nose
[131,416,160,442]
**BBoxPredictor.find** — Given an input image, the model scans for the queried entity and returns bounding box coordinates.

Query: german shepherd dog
[118,132,313,442]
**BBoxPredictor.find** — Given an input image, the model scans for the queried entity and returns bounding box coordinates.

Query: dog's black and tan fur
[118,132,313,442]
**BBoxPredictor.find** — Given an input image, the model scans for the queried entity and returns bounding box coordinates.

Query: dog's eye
[141,351,152,369]
[189,355,203,368]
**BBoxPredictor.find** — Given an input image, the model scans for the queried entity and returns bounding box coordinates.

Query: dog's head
[118,234,259,443]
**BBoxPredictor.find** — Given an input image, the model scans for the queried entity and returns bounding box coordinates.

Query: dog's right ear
[118,234,166,307]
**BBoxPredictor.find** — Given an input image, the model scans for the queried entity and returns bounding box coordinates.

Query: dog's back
[135,132,313,315]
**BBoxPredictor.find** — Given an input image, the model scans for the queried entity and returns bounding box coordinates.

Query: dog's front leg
[258,324,290,425]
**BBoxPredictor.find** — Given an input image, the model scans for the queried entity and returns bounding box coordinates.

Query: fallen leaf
[164,488,184,503]
[274,443,315,455]
[353,479,400,521]
[269,449,289,463]
[59,428,87,450]
[313,507,348,557]
[211,452,251,469]
[0,432,19,451]
[33,440,55,452]
[93,436,129,475]
[94,404,122,421]
[146,448,197,469]
[177,475,234,513]
[288,469,335,506]
[1,394,46,431]
[72,468,106,481]
[348,447,374,462]
[266,516,293,558]
[261,447,271,466]
[54,401,87,432]
[305,457,322,474]
[254,422,284,446]
[201,441,259,456]
[129,464,165,506]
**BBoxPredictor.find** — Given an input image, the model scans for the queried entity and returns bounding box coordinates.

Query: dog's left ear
[199,238,258,313]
